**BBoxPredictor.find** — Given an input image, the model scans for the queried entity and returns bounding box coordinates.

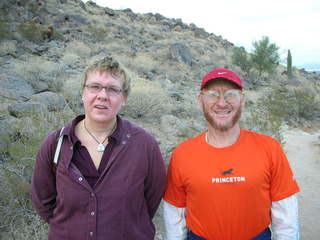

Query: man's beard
[203,105,242,131]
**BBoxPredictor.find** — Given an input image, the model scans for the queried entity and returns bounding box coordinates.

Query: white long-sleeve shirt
[163,194,299,240]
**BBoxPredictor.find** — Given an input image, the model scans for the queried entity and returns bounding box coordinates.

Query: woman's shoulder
[120,117,157,142]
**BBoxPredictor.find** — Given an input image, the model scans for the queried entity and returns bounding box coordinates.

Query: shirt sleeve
[31,132,58,223]
[163,151,187,207]
[271,194,300,240]
[144,140,166,219]
[163,200,187,240]
[270,141,300,201]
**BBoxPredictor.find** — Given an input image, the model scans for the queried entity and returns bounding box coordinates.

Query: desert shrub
[290,88,320,121]
[17,22,43,43]
[65,40,92,58]
[87,26,110,42]
[241,84,320,142]
[26,2,39,14]
[0,22,13,40]
[0,40,16,56]
[0,212,47,240]
[0,110,71,239]
[232,46,252,75]
[16,57,66,92]
[61,53,82,68]
[261,85,320,124]
[64,92,83,115]
[121,78,173,120]
[241,105,284,143]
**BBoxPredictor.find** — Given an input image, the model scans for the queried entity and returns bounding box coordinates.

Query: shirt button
[89,232,93,236]
[122,140,126,144]
[78,177,83,182]
[70,146,73,150]
[91,211,95,216]
[91,193,95,197]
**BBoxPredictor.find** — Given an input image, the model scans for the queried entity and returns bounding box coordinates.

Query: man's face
[198,79,245,132]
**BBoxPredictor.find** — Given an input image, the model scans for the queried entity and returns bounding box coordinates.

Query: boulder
[7,102,47,118]
[169,43,195,66]
[30,91,68,111]
[0,73,34,100]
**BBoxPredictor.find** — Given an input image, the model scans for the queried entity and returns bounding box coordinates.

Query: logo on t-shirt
[211,168,246,184]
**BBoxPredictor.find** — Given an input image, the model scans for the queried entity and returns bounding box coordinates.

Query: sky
[83,0,320,69]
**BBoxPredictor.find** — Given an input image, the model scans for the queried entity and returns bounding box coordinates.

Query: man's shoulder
[241,128,280,146]
[174,132,205,152]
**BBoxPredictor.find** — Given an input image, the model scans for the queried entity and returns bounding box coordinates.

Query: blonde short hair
[83,56,131,98]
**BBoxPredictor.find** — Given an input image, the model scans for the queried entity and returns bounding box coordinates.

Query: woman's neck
[83,117,117,138]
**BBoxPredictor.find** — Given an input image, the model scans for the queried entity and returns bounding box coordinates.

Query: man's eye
[91,85,101,90]
[208,91,219,97]
[225,90,238,97]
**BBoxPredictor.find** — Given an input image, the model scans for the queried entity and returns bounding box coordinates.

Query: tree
[287,49,293,79]
[231,46,252,75]
[251,36,280,76]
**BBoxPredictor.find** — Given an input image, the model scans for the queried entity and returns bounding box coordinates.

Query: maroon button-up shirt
[31,115,166,240]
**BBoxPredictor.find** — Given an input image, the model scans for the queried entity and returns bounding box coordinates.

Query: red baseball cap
[201,68,243,90]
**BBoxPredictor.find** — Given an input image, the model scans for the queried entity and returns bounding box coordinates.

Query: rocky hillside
[0,0,320,239]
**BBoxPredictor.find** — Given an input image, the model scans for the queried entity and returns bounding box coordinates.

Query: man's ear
[197,93,203,108]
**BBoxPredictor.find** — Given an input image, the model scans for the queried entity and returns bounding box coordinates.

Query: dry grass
[65,40,92,58]
[0,40,16,56]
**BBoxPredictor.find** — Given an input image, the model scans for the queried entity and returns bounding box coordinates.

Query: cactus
[287,49,293,79]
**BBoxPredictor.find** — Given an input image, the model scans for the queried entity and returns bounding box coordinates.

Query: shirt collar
[67,115,122,146]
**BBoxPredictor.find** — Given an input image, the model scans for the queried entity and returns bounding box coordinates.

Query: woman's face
[82,70,125,125]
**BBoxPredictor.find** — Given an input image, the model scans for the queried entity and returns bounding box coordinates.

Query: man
[163,68,300,240]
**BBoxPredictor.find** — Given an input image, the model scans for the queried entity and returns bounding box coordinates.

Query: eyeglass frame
[200,89,244,104]
[84,84,123,96]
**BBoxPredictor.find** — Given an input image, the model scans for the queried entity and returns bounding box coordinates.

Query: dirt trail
[283,128,320,240]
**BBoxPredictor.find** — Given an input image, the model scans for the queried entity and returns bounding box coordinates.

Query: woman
[31,56,166,240]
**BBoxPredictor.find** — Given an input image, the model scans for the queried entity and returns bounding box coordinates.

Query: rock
[0,140,7,154]
[0,73,34,100]
[7,101,47,118]
[169,43,195,66]
[30,92,68,112]
[0,115,21,142]
[31,81,49,93]
[160,114,190,137]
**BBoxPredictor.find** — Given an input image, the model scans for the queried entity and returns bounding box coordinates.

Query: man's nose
[215,93,227,106]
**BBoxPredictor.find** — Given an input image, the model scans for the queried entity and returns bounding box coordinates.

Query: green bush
[251,36,280,76]
[232,46,252,75]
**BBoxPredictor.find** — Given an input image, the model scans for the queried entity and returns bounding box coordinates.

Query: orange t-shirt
[164,129,299,240]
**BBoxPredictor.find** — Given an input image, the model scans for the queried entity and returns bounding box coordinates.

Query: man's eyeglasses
[201,89,243,104]
[85,84,123,96]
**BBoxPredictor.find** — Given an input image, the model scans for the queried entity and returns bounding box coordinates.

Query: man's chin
[204,109,242,131]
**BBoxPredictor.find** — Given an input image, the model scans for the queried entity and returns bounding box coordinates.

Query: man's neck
[206,124,241,148]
